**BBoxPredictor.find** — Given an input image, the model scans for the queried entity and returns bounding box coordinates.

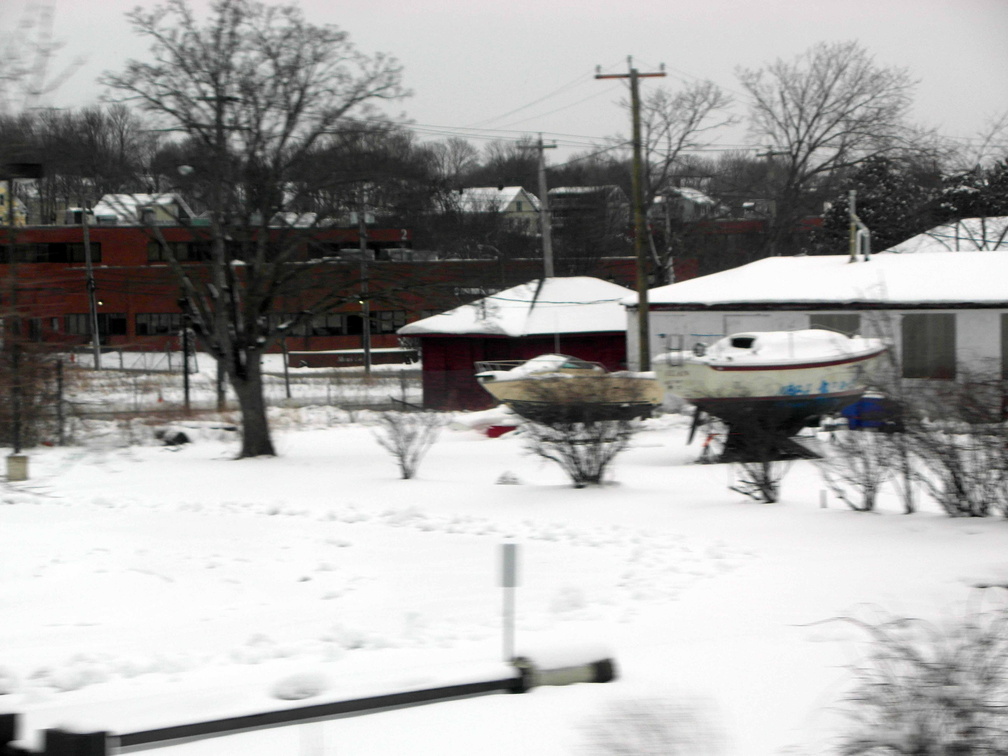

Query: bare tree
[635,81,736,283]
[957,109,1008,170]
[0,0,80,115]
[427,136,480,195]
[102,0,406,457]
[737,41,920,256]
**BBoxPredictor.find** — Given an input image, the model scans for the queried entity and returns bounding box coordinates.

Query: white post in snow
[501,543,519,661]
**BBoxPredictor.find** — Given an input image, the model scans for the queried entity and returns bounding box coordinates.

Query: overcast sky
[6,0,1008,165]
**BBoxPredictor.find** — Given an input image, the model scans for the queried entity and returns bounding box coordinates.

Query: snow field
[0,411,1005,754]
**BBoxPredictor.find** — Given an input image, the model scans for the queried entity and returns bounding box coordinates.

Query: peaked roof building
[400,277,636,410]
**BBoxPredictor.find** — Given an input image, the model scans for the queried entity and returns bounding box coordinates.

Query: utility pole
[358,198,371,376]
[3,162,43,478]
[534,135,556,278]
[596,58,665,371]
[81,205,101,369]
[756,147,787,257]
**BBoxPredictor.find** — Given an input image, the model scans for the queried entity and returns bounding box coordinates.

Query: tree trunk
[229,354,275,457]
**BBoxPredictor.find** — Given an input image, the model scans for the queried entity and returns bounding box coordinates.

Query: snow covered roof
[399,277,634,337]
[884,216,1008,253]
[640,251,1008,309]
[92,193,196,223]
[664,187,719,206]
[455,186,539,212]
[549,185,621,196]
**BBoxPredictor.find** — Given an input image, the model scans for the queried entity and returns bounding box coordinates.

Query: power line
[464,72,597,129]
[492,84,623,131]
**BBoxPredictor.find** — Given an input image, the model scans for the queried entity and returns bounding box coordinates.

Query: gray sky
[8,0,1008,165]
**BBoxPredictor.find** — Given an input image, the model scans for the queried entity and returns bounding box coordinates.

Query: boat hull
[475,356,664,423]
[654,341,887,431]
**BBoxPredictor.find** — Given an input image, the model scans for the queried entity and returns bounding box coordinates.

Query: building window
[147,240,212,262]
[136,313,182,336]
[374,310,407,334]
[67,242,100,263]
[345,314,364,335]
[309,313,346,336]
[810,313,861,336]
[65,313,126,340]
[0,242,100,263]
[104,313,127,337]
[901,313,956,379]
[65,313,91,335]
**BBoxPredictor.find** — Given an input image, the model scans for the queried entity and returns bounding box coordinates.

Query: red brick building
[0,223,652,358]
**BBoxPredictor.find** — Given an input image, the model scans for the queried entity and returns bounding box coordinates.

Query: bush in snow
[582,696,726,755]
[0,345,64,448]
[837,593,1008,755]
[522,419,636,488]
[374,410,445,479]
[904,375,1008,517]
[816,428,900,512]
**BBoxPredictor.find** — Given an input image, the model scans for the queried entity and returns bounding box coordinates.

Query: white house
[625,248,1008,381]
[91,193,197,225]
[651,187,727,223]
[454,186,540,233]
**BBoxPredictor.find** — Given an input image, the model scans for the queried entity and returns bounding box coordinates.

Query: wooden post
[595,60,665,371]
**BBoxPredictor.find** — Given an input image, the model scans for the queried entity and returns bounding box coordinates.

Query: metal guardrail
[0,657,616,755]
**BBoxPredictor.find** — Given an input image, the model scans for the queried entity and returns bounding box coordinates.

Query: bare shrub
[721,407,805,503]
[816,429,899,512]
[0,345,63,448]
[908,376,1008,517]
[835,594,1008,755]
[522,419,635,488]
[373,411,444,479]
[582,696,727,755]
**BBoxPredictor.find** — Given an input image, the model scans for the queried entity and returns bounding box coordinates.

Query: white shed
[627,250,1008,381]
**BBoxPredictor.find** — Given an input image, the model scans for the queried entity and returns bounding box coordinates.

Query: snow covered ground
[1,363,1007,754]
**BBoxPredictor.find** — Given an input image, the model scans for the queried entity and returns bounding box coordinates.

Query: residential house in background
[651,187,727,223]
[454,186,540,234]
[91,193,198,226]
[0,183,28,226]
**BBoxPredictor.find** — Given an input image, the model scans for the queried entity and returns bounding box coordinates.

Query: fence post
[43,728,108,756]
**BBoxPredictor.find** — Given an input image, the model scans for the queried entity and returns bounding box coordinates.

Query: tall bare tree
[103,0,406,457]
[427,136,480,197]
[635,81,735,282]
[0,0,80,115]
[737,41,919,256]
